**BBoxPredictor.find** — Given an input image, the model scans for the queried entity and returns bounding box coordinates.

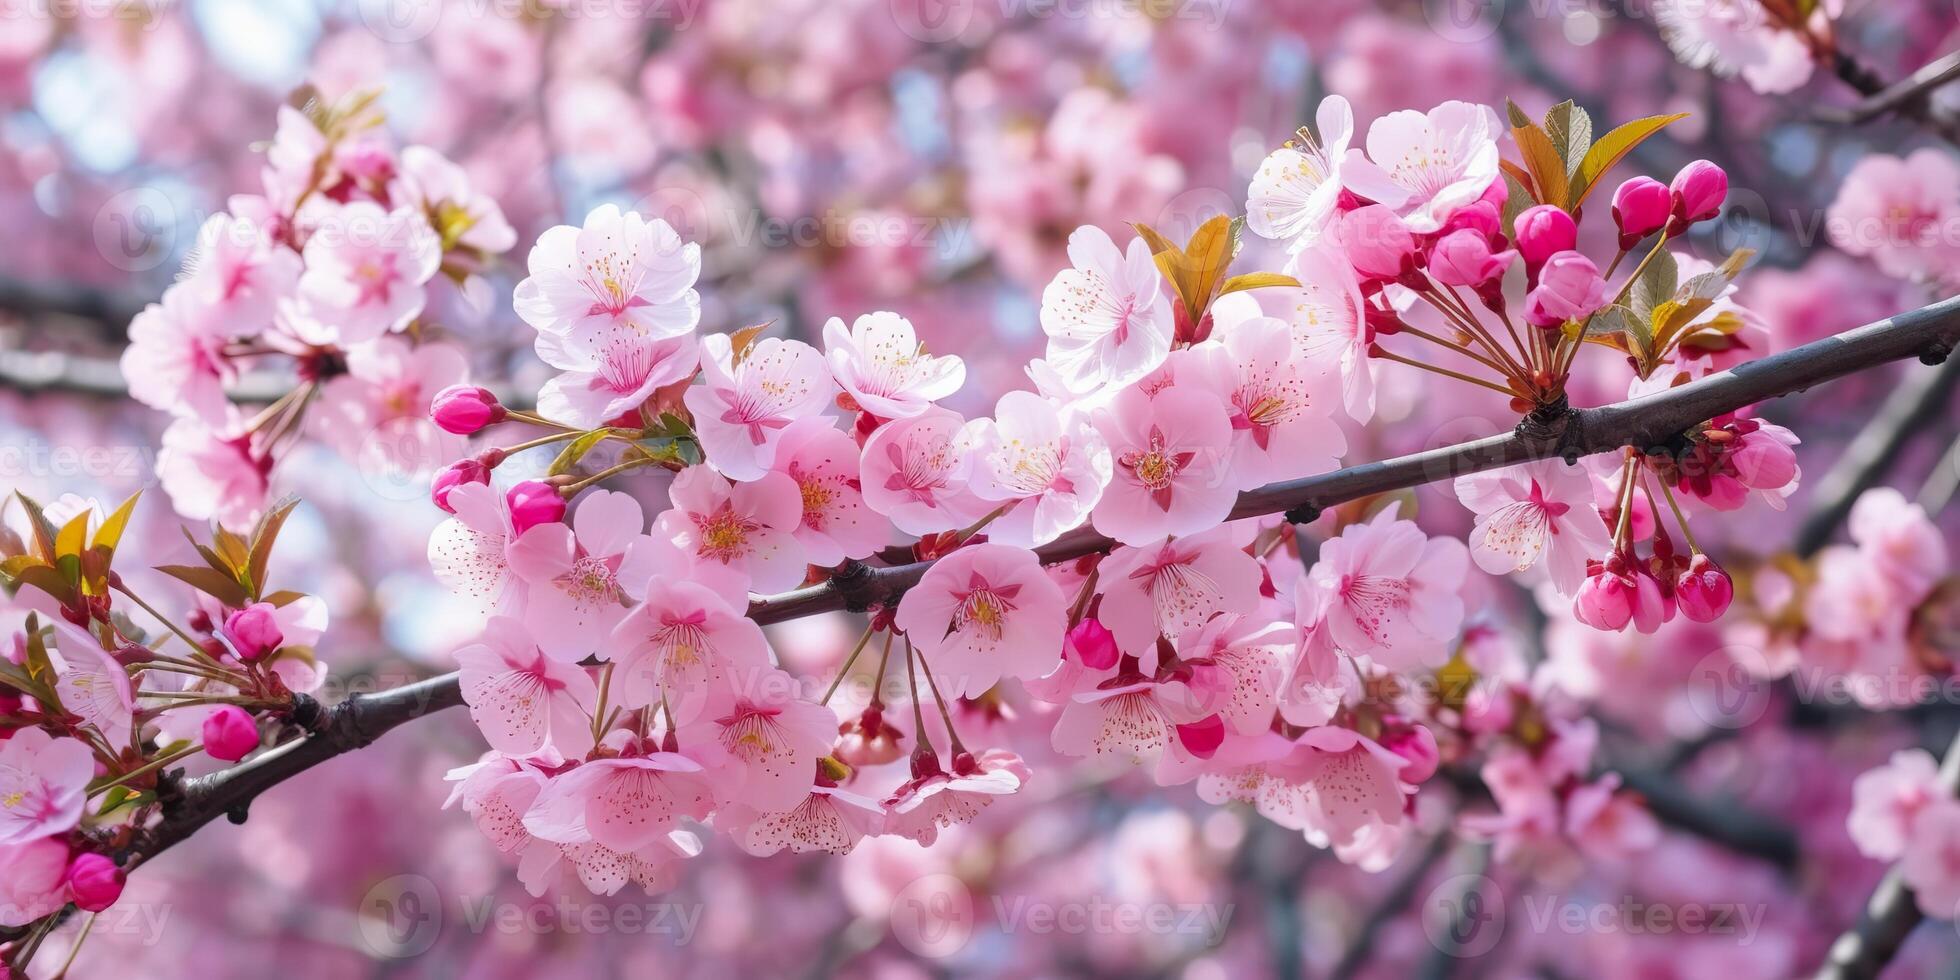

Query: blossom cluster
[119,89,515,529]
[414,93,1806,899]
[0,493,330,929]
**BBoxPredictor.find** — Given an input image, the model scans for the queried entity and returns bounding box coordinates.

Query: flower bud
[431,458,491,513]
[430,384,506,435]
[1513,204,1577,270]
[1574,565,1635,632]
[223,602,284,661]
[1629,568,1676,634]
[1728,427,1798,490]
[1524,251,1610,328]
[1335,204,1419,284]
[1067,618,1120,671]
[202,705,261,762]
[1428,229,1516,287]
[1675,554,1734,623]
[1611,176,1670,249]
[1669,160,1727,233]
[64,853,124,913]
[506,480,567,537]
[1380,722,1440,783]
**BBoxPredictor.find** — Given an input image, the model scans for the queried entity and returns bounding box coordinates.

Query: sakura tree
[3,3,1960,979]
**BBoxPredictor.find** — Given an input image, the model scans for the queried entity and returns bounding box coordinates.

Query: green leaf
[156,563,252,609]
[1509,103,1570,211]
[1545,100,1592,175]
[1500,170,1534,239]
[548,430,612,477]
[13,493,59,563]
[1216,272,1301,296]
[247,495,301,598]
[1572,113,1690,210]
[1629,248,1679,328]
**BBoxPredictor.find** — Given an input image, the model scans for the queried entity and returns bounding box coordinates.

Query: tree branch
[1794,352,1960,555]
[115,294,1960,870]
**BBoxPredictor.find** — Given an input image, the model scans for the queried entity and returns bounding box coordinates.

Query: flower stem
[1371,347,1521,396]
[820,622,879,706]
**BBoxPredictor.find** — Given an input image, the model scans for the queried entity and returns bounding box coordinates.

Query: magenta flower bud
[1524,251,1610,328]
[1335,204,1419,283]
[1067,618,1120,671]
[1476,175,1509,210]
[506,480,567,537]
[1513,204,1578,270]
[1676,554,1734,623]
[202,705,261,762]
[1629,568,1675,634]
[1574,566,1635,632]
[431,458,492,513]
[1669,160,1727,232]
[430,384,506,435]
[64,853,125,913]
[1728,428,1798,490]
[1380,723,1440,783]
[1439,199,1502,242]
[1428,229,1517,287]
[1611,176,1670,249]
[223,602,284,661]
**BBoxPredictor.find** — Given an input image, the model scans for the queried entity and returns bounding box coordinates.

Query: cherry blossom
[507,489,650,661]
[720,783,886,857]
[428,480,529,618]
[50,621,136,751]
[1848,748,1942,861]
[535,328,700,429]
[288,201,442,345]
[0,727,93,846]
[686,334,835,481]
[1341,100,1500,232]
[858,407,988,536]
[822,311,965,419]
[121,281,239,429]
[1245,94,1355,250]
[522,749,715,852]
[1090,385,1236,546]
[880,750,1030,846]
[155,418,269,529]
[1285,242,1376,422]
[513,204,702,344]
[1454,459,1611,596]
[675,668,837,812]
[1038,225,1173,395]
[963,389,1112,548]
[314,335,469,458]
[1307,506,1468,669]
[1095,525,1263,655]
[1179,314,1345,489]
[768,417,886,566]
[1900,799,1960,918]
[894,542,1067,698]
[608,578,772,711]
[176,211,301,330]
[653,466,806,596]
[455,617,599,760]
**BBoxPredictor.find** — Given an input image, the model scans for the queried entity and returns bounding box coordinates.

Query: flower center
[695,507,756,562]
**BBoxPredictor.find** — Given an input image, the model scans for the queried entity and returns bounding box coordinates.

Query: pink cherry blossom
[685,334,835,481]
[1901,799,1960,918]
[769,417,885,567]
[653,467,806,595]
[894,542,1066,698]
[608,578,773,711]
[155,418,269,529]
[1283,726,1410,848]
[721,783,886,856]
[1246,94,1355,250]
[429,480,530,618]
[522,751,715,852]
[964,390,1112,548]
[0,838,70,927]
[120,285,238,429]
[1307,505,1468,669]
[0,727,93,845]
[535,328,699,429]
[1848,748,1943,861]
[456,616,599,760]
[1181,314,1345,489]
[1181,615,1294,736]
[1090,385,1236,546]
[1038,225,1172,395]
[675,667,836,812]
[289,201,441,345]
[1285,242,1376,422]
[508,489,650,661]
[393,144,518,257]
[1341,100,1501,232]
[1847,487,1948,599]
[1827,149,1960,283]
[822,311,965,419]
[513,204,702,343]
[1657,0,1819,95]
[176,211,301,331]
[880,749,1030,846]
[1096,525,1263,654]
[1049,664,1229,778]
[314,335,469,458]
[50,620,136,751]
[1453,459,1611,596]
[858,407,988,536]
